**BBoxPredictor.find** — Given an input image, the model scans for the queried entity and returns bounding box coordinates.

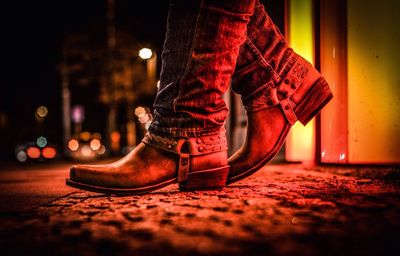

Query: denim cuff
[232,48,300,111]
[148,121,225,139]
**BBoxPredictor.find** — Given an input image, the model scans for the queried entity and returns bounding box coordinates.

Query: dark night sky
[0,0,283,159]
[0,0,169,117]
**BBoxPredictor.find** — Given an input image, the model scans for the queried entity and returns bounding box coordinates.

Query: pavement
[0,162,76,213]
[0,161,400,256]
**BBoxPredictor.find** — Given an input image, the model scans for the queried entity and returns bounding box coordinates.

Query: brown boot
[66,131,229,195]
[227,54,333,184]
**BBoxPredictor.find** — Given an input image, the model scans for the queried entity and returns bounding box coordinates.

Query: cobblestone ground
[1,164,400,256]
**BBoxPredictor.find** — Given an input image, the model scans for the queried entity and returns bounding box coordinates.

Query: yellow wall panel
[347,0,400,163]
[285,0,315,162]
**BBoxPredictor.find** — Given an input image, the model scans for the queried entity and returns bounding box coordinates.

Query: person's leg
[149,0,254,138]
[227,0,333,184]
[66,0,255,194]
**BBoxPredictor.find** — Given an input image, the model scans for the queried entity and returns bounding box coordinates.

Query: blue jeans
[149,0,295,138]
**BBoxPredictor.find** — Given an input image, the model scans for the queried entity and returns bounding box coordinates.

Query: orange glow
[42,147,56,159]
[68,139,79,151]
[319,1,348,164]
[134,107,146,117]
[80,131,91,142]
[92,132,102,140]
[81,145,94,157]
[285,0,316,163]
[26,146,41,159]
[90,139,101,151]
[110,131,121,152]
[36,106,48,118]
[110,131,121,142]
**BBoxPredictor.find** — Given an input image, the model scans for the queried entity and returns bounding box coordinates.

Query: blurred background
[0,0,283,164]
[0,0,166,163]
[0,0,399,166]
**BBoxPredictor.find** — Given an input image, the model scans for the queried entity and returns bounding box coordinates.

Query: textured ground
[1,164,400,256]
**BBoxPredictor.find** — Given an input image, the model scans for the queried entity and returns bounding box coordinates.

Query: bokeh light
[36,136,47,148]
[42,147,56,159]
[26,146,41,159]
[80,131,91,142]
[110,131,121,143]
[110,131,121,152]
[90,139,101,151]
[68,139,79,151]
[135,106,153,125]
[36,106,48,118]
[81,145,93,157]
[97,145,106,155]
[16,151,27,162]
[71,105,85,123]
[139,48,153,60]
[134,106,146,117]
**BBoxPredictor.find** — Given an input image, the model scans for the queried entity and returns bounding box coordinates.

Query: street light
[138,48,156,88]
[138,48,153,60]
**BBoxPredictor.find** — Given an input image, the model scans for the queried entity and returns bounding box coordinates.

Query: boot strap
[243,56,317,125]
[177,153,190,184]
[142,132,228,185]
[142,132,228,155]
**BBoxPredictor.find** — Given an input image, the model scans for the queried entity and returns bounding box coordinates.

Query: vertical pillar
[284,0,316,163]
[319,0,348,163]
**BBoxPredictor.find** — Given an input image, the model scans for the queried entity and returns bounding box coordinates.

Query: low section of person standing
[66,0,256,194]
[66,0,333,195]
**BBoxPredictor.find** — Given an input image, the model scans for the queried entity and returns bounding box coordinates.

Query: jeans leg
[232,0,299,111]
[149,0,255,138]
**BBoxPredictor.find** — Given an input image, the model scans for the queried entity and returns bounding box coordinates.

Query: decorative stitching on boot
[142,132,228,155]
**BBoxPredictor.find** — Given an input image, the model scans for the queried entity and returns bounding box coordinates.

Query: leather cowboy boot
[66,131,229,194]
[227,2,333,184]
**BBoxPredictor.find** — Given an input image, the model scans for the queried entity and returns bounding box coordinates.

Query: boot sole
[227,78,333,184]
[66,166,230,195]
[65,178,178,195]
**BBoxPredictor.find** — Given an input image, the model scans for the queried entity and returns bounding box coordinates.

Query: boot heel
[179,166,229,191]
[295,78,333,125]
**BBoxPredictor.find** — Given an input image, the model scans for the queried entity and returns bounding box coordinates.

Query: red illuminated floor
[1,163,399,255]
